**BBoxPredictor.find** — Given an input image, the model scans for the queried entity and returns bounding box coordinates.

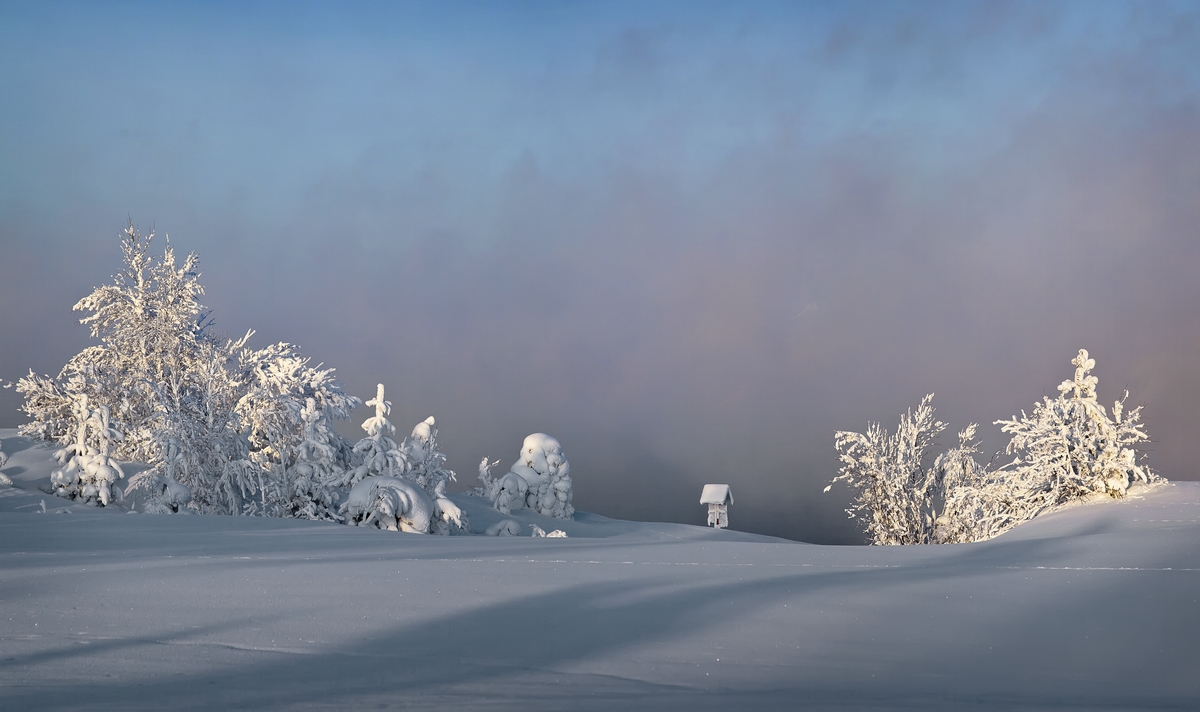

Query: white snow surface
[1,430,1198,710]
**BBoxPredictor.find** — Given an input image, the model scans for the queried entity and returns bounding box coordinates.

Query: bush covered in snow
[828,350,1160,545]
[125,469,193,514]
[340,476,435,533]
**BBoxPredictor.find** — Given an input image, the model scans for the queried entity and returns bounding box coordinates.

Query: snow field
[1,432,1198,710]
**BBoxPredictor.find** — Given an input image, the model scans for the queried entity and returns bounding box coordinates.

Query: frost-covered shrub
[430,479,469,534]
[995,349,1157,512]
[500,433,574,519]
[828,350,1161,545]
[468,457,501,500]
[340,476,434,533]
[929,426,1013,544]
[828,395,946,545]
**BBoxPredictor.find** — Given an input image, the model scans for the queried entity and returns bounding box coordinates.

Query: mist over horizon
[2,1,1198,543]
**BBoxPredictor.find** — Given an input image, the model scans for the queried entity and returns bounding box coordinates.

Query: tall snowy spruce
[18,222,360,516]
[828,349,1160,545]
[338,384,405,487]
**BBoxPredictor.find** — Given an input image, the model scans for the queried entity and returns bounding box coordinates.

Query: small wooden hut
[700,484,733,529]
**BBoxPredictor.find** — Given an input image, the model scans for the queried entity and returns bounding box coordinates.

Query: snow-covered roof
[700,484,732,505]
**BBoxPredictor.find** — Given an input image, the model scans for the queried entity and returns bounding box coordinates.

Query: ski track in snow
[1,432,1199,710]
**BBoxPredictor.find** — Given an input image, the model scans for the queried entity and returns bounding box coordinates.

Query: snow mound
[341,476,435,533]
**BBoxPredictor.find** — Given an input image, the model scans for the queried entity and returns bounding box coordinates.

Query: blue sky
[3,1,1199,541]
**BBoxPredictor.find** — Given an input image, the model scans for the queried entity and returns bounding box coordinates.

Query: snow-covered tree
[995,349,1157,513]
[828,350,1161,546]
[429,479,469,534]
[398,416,455,497]
[48,396,127,506]
[19,222,360,518]
[828,395,946,545]
[274,398,345,521]
[232,345,359,516]
[494,433,574,519]
[337,384,405,487]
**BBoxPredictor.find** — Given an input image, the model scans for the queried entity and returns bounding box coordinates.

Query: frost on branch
[489,434,574,519]
[995,349,1158,513]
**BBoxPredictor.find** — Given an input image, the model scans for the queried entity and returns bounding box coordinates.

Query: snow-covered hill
[1,430,1197,710]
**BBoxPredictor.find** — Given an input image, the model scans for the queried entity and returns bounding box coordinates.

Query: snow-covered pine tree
[501,433,574,519]
[995,349,1157,514]
[395,416,469,533]
[338,384,405,487]
[279,397,344,521]
[48,395,126,506]
[827,394,947,545]
[398,417,455,496]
